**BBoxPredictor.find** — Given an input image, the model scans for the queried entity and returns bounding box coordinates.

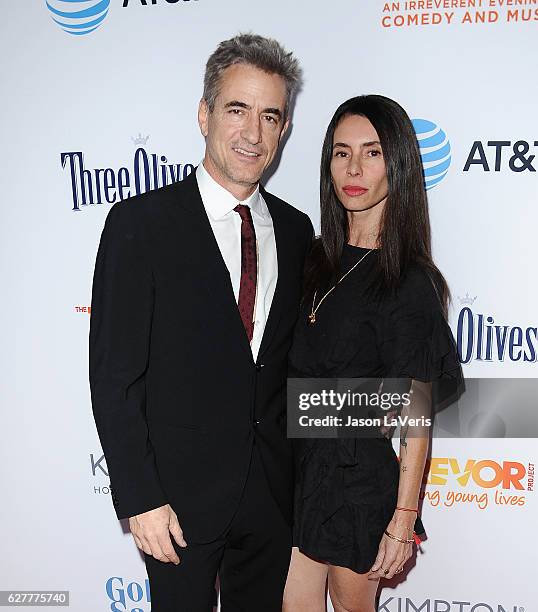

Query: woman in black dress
[283,95,463,611]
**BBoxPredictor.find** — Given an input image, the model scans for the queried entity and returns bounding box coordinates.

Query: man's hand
[129,504,187,564]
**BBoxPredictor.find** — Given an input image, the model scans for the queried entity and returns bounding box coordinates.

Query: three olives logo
[46,0,111,36]
[412,118,452,190]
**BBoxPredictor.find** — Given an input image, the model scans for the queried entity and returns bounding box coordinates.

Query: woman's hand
[367,512,415,580]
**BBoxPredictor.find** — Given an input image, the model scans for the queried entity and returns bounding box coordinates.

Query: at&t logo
[412,118,452,190]
[46,0,111,36]
[463,140,537,172]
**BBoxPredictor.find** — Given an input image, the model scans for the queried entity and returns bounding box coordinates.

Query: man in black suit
[89,33,313,611]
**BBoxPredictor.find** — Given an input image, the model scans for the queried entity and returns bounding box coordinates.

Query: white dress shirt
[196,161,278,362]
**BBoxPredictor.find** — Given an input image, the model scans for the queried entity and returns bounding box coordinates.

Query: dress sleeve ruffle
[380,266,465,413]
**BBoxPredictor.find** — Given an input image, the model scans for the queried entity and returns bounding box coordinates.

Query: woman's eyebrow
[333,140,381,148]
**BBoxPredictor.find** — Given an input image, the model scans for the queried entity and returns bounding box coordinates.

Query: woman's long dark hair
[304,94,450,314]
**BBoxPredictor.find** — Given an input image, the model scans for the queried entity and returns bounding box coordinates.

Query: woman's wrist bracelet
[384,529,415,544]
[395,506,418,513]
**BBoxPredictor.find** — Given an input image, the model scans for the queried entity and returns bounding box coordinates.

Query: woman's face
[330,114,388,213]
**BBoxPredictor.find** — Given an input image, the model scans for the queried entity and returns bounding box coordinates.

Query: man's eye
[229,109,243,115]
[264,115,278,124]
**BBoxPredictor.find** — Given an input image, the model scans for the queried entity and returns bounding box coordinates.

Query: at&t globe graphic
[46,0,110,36]
[412,119,451,190]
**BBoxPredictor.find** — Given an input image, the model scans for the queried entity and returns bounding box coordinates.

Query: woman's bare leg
[328,565,380,612]
[283,547,329,612]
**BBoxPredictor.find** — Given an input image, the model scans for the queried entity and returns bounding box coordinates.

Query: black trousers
[144,442,292,611]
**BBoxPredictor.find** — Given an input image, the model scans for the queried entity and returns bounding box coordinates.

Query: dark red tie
[234,204,257,342]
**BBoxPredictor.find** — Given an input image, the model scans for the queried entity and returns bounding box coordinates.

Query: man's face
[198,63,289,197]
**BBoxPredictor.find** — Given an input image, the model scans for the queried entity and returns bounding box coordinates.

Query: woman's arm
[395,379,431,510]
[369,380,431,579]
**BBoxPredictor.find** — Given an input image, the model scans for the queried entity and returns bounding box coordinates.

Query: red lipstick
[342,185,368,196]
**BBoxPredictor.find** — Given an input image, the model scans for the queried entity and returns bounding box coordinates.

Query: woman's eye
[334,151,348,158]
[367,149,382,157]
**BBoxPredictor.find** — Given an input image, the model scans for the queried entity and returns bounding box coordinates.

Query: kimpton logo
[412,118,452,190]
[46,0,111,36]
[378,597,525,612]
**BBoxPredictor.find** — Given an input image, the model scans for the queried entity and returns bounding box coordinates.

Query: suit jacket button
[254,419,260,427]
[255,363,264,372]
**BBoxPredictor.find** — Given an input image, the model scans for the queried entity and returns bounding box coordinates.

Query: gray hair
[203,33,302,120]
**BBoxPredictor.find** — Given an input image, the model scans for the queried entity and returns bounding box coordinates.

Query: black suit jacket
[89,170,313,543]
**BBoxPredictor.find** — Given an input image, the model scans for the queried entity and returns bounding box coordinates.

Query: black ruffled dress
[289,244,463,573]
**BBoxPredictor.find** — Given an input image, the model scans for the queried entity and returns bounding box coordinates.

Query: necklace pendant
[308,312,316,325]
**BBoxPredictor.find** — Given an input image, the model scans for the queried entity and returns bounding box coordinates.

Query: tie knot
[234,203,252,222]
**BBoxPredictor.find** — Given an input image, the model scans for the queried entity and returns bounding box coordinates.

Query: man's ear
[279,117,290,143]
[198,98,209,138]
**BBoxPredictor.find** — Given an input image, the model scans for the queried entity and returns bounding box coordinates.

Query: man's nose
[241,115,262,145]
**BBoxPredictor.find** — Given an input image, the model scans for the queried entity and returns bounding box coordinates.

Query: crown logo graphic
[131,133,150,146]
[458,292,477,305]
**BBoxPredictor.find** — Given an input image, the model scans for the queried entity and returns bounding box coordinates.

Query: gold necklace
[308,249,373,325]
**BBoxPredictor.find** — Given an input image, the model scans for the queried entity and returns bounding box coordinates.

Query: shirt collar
[196,160,268,221]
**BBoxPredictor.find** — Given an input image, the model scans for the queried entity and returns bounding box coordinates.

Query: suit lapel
[257,189,293,361]
[170,172,294,362]
[171,171,253,359]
